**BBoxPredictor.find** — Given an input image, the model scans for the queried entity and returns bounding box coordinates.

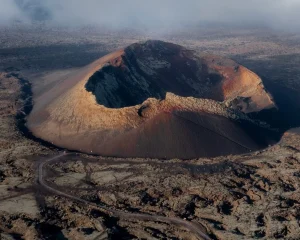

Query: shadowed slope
[99,111,279,159]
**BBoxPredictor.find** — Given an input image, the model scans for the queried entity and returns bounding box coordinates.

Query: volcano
[27,40,280,159]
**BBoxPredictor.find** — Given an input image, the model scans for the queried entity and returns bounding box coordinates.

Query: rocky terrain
[46,137,300,239]
[0,25,300,240]
[0,71,53,239]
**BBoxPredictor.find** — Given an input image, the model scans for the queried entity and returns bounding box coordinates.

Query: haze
[0,0,299,31]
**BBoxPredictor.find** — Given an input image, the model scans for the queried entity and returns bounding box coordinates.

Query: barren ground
[0,24,300,240]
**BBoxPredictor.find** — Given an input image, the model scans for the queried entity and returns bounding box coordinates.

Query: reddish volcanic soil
[27,40,280,159]
[99,111,279,159]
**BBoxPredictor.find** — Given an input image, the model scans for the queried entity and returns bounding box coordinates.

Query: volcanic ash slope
[27,40,279,159]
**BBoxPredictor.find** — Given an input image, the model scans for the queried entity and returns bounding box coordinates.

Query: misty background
[0,0,299,31]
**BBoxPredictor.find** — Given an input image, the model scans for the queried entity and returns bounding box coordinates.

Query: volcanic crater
[27,40,281,159]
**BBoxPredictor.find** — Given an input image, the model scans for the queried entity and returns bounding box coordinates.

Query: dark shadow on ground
[0,43,108,71]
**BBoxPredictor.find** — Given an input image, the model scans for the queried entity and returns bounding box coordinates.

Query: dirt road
[37,153,211,240]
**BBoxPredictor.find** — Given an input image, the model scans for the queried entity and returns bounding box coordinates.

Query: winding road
[37,153,211,240]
